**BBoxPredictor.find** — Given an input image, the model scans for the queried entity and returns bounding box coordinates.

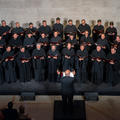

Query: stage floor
[0,80,120,95]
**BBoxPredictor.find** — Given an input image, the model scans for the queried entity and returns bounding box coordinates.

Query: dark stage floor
[0,80,120,95]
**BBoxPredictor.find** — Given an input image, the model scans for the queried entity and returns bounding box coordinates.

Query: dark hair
[97,19,101,23]
[19,105,25,114]
[110,21,114,25]
[29,22,33,26]
[1,20,6,23]
[42,20,46,23]
[68,19,72,22]
[56,17,60,20]
[8,102,13,109]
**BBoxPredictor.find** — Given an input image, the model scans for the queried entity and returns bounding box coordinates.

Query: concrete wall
[0,0,120,32]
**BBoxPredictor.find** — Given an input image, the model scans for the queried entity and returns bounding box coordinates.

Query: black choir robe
[91,49,106,84]
[23,36,36,53]
[0,25,10,42]
[62,48,75,71]
[92,25,104,42]
[52,23,63,37]
[64,25,77,39]
[50,36,62,50]
[106,52,119,86]
[105,26,117,43]
[38,25,52,38]
[75,49,88,83]
[47,49,60,82]
[32,48,46,82]
[78,23,91,40]
[3,50,16,83]
[17,50,31,82]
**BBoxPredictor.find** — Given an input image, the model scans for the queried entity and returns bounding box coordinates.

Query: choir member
[50,31,62,50]
[96,33,109,53]
[91,44,106,84]
[105,22,117,43]
[23,31,36,54]
[3,46,16,83]
[0,20,10,43]
[38,20,52,39]
[47,45,60,82]
[62,42,75,71]
[32,43,46,82]
[80,30,94,53]
[75,44,88,83]
[11,22,24,36]
[106,47,119,86]
[9,33,22,53]
[78,19,91,41]
[64,19,77,39]
[92,19,104,42]
[52,17,63,38]
[17,47,31,82]
[66,33,78,50]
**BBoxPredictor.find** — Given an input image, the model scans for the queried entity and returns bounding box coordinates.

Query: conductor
[61,69,74,113]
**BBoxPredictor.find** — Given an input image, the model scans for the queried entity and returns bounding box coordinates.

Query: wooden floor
[0,96,120,120]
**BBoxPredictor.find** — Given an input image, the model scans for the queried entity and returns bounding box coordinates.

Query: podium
[54,100,86,120]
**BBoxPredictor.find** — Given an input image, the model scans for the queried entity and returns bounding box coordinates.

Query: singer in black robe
[17,47,31,82]
[3,46,16,83]
[38,20,52,39]
[64,20,77,39]
[38,33,49,52]
[91,45,106,84]
[78,19,91,40]
[52,17,63,38]
[92,20,104,42]
[106,47,119,86]
[32,43,46,82]
[47,45,60,82]
[62,43,75,71]
[75,44,88,83]
[105,22,117,43]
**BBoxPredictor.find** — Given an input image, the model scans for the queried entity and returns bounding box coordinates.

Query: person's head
[1,20,6,27]
[41,33,46,38]
[85,30,89,37]
[68,19,73,26]
[8,102,13,109]
[116,35,120,42]
[29,22,33,28]
[6,46,11,52]
[27,33,32,38]
[80,44,85,51]
[96,45,101,52]
[19,105,25,114]
[56,17,60,24]
[42,20,47,27]
[36,43,41,50]
[13,33,18,39]
[54,31,58,37]
[101,34,105,39]
[20,47,25,52]
[51,45,56,51]
[81,19,86,25]
[110,21,114,27]
[67,42,72,50]
[0,36,2,40]
[65,69,70,76]
[16,22,20,28]
[97,19,102,26]
[111,47,116,54]
[69,34,74,40]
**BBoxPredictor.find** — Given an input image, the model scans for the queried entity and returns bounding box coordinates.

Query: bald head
[65,70,70,76]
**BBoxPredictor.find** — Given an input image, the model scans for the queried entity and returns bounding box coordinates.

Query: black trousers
[62,94,73,113]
